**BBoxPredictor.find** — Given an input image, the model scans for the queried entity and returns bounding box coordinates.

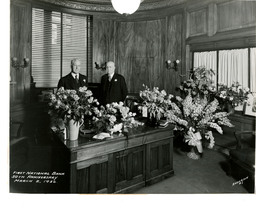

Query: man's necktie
[75,75,79,83]
[108,75,112,82]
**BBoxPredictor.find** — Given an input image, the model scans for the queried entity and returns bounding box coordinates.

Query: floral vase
[68,119,83,141]
[185,131,203,160]
[80,116,94,134]
[147,116,159,127]
[225,103,234,114]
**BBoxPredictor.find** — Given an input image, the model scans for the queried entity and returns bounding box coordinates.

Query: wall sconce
[11,57,30,70]
[111,0,143,15]
[166,59,180,71]
[95,62,106,71]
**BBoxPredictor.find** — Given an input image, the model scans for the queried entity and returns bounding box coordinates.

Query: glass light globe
[111,0,141,15]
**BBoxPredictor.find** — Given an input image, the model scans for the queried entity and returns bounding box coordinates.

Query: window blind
[32,8,92,88]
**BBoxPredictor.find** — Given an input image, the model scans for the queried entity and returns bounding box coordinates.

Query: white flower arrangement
[139,84,170,121]
[92,102,143,135]
[165,93,234,152]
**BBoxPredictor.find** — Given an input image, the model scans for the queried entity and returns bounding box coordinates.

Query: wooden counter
[54,125,174,194]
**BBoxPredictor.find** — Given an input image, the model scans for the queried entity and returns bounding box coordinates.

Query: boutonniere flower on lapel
[83,79,86,83]
[114,79,117,82]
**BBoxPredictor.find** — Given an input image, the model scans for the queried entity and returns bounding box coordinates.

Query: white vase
[68,119,83,141]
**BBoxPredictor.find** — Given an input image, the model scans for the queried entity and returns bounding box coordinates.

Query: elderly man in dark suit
[99,61,128,105]
[57,58,87,90]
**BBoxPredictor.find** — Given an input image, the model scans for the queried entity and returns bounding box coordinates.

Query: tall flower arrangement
[139,84,170,121]
[167,66,237,157]
[165,94,233,155]
[165,94,233,133]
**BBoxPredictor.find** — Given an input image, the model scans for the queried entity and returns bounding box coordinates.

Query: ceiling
[75,0,165,4]
[41,0,187,12]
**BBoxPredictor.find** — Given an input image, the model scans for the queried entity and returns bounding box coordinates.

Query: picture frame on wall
[244,94,256,117]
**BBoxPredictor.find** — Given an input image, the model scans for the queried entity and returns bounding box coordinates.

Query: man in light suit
[57,58,87,90]
[99,61,128,105]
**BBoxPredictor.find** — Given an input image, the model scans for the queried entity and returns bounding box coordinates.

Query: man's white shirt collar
[108,73,114,79]
[72,73,79,79]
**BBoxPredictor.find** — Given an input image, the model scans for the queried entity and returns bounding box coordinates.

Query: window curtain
[218,49,248,88]
[250,47,256,93]
[193,51,217,86]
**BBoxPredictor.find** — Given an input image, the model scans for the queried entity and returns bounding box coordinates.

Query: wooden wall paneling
[130,57,151,93]
[129,21,148,93]
[133,21,148,58]
[145,19,165,90]
[190,36,256,52]
[186,7,207,38]
[217,1,256,32]
[187,27,256,46]
[10,0,32,105]
[132,21,151,92]
[208,3,217,37]
[166,13,183,94]
[115,19,166,93]
[185,44,193,77]
[115,22,135,93]
[92,18,115,83]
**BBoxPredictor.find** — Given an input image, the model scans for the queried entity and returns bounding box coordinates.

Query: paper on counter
[92,132,111,140]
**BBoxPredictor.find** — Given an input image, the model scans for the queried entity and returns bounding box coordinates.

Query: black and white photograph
[4,0,256,207]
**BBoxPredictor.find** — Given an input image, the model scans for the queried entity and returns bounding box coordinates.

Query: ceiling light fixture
[111,0,143,15]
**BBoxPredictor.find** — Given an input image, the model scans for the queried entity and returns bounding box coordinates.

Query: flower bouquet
[48,86,99,140]
[165,93,234,159]
[178,66,216,99]
[48,86,98,123]
[139,84,171,125]
[92,102,143,137]
[215,82,251,111]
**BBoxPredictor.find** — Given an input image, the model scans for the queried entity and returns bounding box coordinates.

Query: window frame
[31,3,93,88]
[191,43,256,90]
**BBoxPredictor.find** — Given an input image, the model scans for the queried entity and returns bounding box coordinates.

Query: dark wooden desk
[54,125,174,193]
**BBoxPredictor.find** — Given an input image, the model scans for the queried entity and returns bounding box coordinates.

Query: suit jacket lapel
[108,73,116,90]
[111,73,117,83]
[68,73,77,88]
